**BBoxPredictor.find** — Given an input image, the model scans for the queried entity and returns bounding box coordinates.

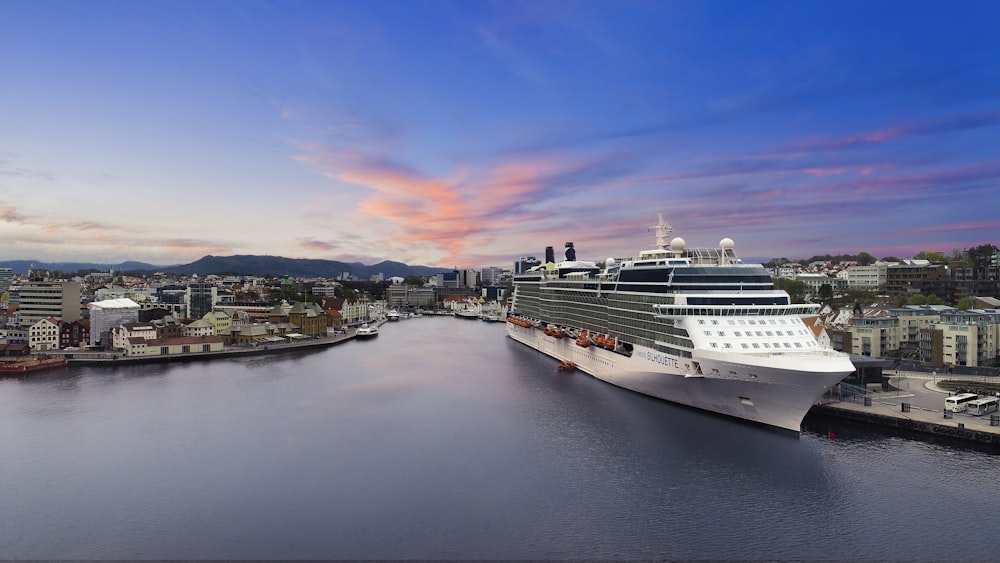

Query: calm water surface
[2,316,999,559]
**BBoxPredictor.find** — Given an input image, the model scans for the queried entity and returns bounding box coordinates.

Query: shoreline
[35,322,389,368]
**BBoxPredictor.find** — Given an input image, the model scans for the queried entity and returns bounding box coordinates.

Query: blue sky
[2,0,998,268]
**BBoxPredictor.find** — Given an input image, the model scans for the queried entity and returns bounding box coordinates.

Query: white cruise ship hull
[507,322,853,432]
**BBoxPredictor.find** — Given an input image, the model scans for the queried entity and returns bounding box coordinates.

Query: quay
[37,323,383,368]
[809,370,1000,446]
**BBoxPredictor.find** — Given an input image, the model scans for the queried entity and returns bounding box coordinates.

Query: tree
[926,294,944,306]
[774,278,808,304]
[404,276,425,286]
[818,283,834,302]
[957,296,976,310]
[856,252,877,266]
[907,294,928,306]
[912,250,946,263]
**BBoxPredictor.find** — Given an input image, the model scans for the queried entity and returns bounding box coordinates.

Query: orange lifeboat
[575,336,591,348]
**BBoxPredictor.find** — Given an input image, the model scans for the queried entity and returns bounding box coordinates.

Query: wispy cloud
[0,202,28,223]
[794,111,1000,151]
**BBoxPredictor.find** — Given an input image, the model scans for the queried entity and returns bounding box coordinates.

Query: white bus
[967,396,999,416]
[945,393,979,413]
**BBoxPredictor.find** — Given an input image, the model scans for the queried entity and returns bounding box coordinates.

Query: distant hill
[1,255,449,278]
[0,260,164,275]
[158,255,448,278]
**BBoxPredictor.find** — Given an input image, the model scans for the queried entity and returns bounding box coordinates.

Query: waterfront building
[88,298,141,347]
[110,322,157,350]
[203,311,232,334]
[386,284,408,308]
[121,335,225,357]
[266,301,329,336]
[17,280,82,328]
[183,319,216,337]
[59,319,91,348]
[919,309,1000,368]
[151,315,183,339]
[28,318,60,351]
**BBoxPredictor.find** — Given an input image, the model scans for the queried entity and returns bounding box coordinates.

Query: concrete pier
[809,371,1000,446]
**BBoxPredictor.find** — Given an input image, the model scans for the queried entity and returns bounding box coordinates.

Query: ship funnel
[564,242,576,261]
[545,246,555,264]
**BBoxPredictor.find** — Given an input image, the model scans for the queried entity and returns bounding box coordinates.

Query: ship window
[698,320,705,325]
[795,342,802,348]
[710,342,718,348]
[711,320,719,325]
[727,320,735,325]
[763,343,770,348]
[724,343,732,348]
[717,331,725,336]
[780,319,788,325]
[734,331,741,336]
[755,331,763,336]
[752,343,760,348]
[704,331,712,336]
[738,320,746,325]
[748,320,756,325]
[741,343,749,349]
[766,331,773,336]
[784,343,792,348]
[769,320,777,325]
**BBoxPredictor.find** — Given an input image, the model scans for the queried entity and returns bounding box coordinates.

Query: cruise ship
[506,215,856,432]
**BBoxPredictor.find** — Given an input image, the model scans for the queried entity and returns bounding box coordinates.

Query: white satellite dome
[720,237,735,250]
[670,237,686,251]
[605,257,616,268]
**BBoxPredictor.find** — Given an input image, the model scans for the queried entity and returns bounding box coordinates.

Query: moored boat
[355,323,379,339]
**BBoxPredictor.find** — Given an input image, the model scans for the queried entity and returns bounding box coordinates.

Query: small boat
[387,309,400,321]
[355,323,379,339]
[557,360,576,372]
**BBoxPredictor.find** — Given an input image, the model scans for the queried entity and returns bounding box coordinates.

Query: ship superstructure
[506,215,855,431]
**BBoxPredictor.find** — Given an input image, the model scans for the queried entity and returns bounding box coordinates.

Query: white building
[28,317,60,351]
[111,322,157,350]
[88,298,141,346]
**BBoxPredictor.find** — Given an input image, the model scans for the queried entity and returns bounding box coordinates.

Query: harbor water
[2,315,999,559]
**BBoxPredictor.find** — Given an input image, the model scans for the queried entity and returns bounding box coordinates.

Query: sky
[1,0,998,268]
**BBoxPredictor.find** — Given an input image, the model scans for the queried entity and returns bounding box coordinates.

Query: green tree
[774,278,808,304]
[957,296,976,310]
[912,250,946,263]
[856,252,877,266]
[404,275,425,286]
[907,294,928,306]
[818,283,834,302]
[926,294,944,305]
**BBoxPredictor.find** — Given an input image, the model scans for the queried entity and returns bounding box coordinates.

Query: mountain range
[0,255,450,279]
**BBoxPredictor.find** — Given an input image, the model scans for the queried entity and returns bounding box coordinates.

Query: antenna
[650,214,673,249]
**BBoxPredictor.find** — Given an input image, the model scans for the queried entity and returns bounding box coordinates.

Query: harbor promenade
[40,323,385,367]
[811,370,1000,446]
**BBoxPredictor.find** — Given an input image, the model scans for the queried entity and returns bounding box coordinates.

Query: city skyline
[2,1,998,268]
